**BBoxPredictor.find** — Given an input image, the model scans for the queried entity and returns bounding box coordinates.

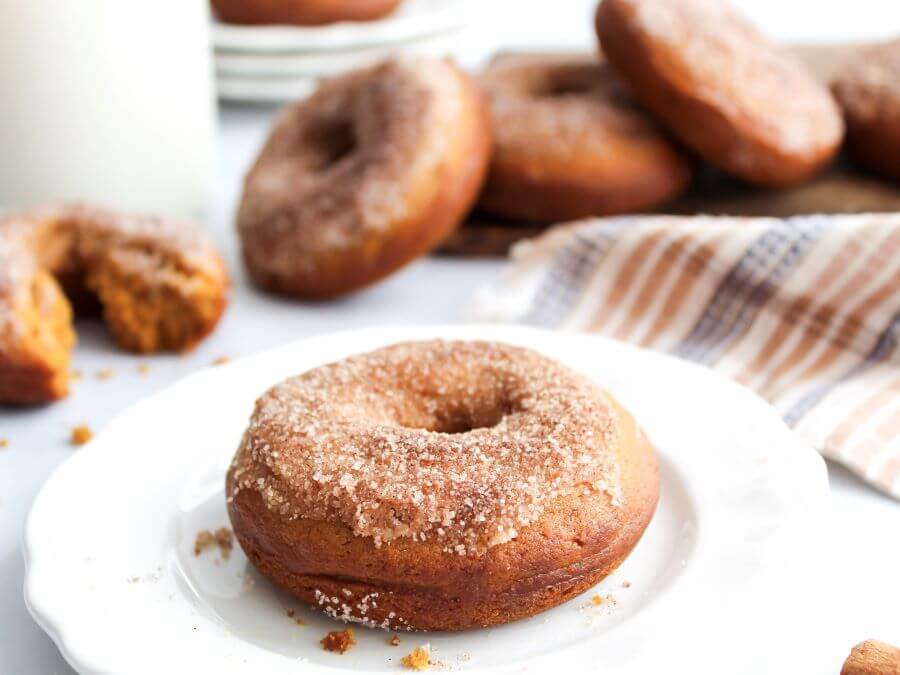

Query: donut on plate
[478,56,692,223]
[832,40,900,181]
[226,340,659,631]
[595,0,844,186]
[0,205,229,405]
[212,0,403,26]
[236,58,492,299]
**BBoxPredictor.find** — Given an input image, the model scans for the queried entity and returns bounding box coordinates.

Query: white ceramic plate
[212,0,477,53]
[215,30,465,77]
[24,325,830,675]
[215,28,490,103]
[216,74,318,103]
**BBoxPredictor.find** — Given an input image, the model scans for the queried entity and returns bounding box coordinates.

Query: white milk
[0,0,216,218]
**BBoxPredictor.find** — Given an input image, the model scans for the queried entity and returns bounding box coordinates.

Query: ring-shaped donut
[478,57,692,222]
[226,340,659,631]
[237,59,492,298]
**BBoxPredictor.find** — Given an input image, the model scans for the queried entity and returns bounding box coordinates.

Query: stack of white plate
[213,0,485,103]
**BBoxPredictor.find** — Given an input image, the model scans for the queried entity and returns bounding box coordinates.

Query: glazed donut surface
[237,58,492,298]
[478,57,692,222]
[226,340,659,630]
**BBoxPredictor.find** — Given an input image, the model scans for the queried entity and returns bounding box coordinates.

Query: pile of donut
[236,0,900,299]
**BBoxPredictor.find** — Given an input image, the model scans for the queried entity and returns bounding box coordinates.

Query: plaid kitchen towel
[470,214,900,499]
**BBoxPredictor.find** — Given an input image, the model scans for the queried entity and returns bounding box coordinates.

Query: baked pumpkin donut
[227,340,659,631]
[212,0,402,26]
[0,205,229,405]
[237,59,491,299]
[595,0,844,186]
[832,40,900,181]
[478,57,692,222]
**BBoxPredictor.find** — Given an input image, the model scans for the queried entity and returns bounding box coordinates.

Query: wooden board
[436,44,900,257]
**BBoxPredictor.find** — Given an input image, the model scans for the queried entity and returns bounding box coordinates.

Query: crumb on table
[401,645,431,670]
[622,580,632,588]
[137,363,151,375]
[0,439,8,450]
[284,608,305,625]
[591,594,604,606]
[193,527,234,559]
[95,368,115,381]
[70,425,93,446]
[69,369,82,380]
[321,629,355,654]
[212,356,230,366]
[389,634,401,646]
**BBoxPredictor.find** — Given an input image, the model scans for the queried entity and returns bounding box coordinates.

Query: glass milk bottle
[0,0,216,218]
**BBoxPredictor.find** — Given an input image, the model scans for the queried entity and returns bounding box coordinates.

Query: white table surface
[3,2,900,672]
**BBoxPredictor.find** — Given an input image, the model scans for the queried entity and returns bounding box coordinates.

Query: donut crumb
[194,527,234,559]
[591,594,604,605]
[321,629,355,654]
[70,425,93,446]
[389,635,401,646]
[95,368,115,381]
[137,363,151,375]
[286,608,295,617]
[0,438,8,450]
[401,645,431,670]
[212,356,230,366]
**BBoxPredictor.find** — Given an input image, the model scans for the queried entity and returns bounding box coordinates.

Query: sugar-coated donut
[0,205,228,405]
[212,0,402,26]
[832,40,900,181]
[237,58,492,299]
[478,57,692,222]
[226,340,659,631]
[595,0,844,186]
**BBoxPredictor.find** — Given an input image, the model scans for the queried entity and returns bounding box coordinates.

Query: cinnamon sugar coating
[596,0,844,185]
[226,341,659,631]
[0,204,228,404]
[237,58,492,298]
[228,340,622,555]
[478,56,691,222]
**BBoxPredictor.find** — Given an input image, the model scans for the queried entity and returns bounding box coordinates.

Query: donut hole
[417,407,508,435]
[306,118,358,172]
[396,391,516,435]
[538,69,599,98]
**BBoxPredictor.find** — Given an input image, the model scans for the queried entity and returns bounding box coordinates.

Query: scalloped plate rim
[23,323,830,675]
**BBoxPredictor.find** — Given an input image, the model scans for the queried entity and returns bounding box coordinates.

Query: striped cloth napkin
[470,214,900,499]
